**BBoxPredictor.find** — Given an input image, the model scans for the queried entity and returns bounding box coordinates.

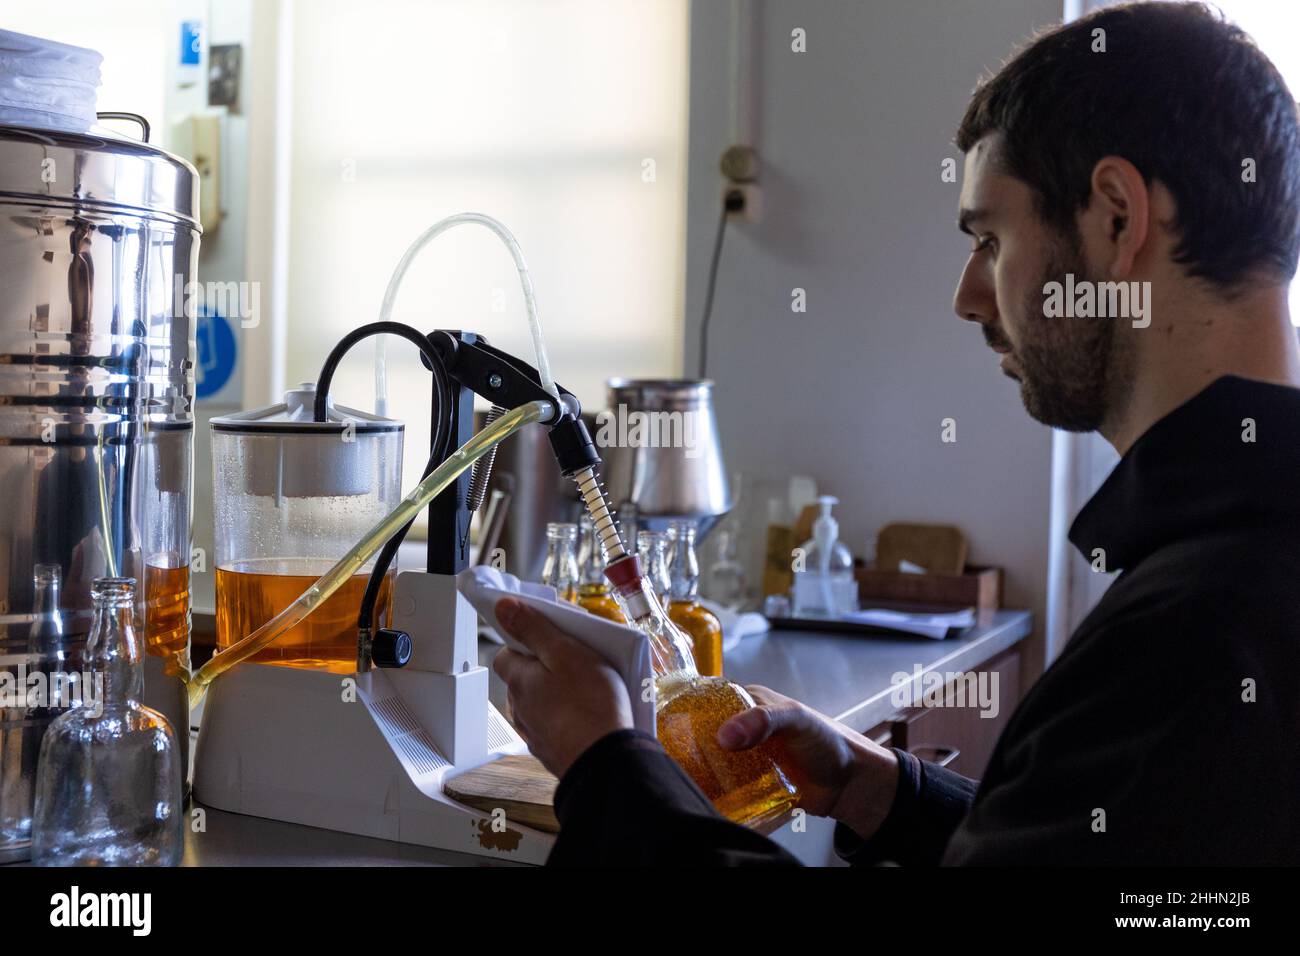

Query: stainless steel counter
[183,610,1031,866]
[724,609,1031,732]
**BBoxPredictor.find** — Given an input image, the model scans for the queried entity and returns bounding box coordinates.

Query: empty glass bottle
[636,531,672,604]
[540,522,580,603]
[1,565,76,862]
[667,520,724,677]
[31,578,183,866]
[706,528,748,607]
[576,514,625,623]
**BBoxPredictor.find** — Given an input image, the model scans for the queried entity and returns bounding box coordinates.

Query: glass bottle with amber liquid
[576,514,625,622]
[665,520,724,677]
[540,522,580,603]
[603,552,798,829]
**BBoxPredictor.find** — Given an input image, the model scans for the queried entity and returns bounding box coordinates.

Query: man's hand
[491,597,634,779]
[717,685,900,840]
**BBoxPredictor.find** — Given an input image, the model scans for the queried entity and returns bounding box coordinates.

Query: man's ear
[1080,155,1150,279]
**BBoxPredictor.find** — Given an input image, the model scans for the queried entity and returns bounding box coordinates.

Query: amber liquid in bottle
[668,599,723,677]
[215,558,391,674]
[144,561,192,679]
[614,576,797,829]
[577,583,626,623]
[655,674,796,828]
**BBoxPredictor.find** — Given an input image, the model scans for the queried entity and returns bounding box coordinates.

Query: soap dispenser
[792,496,858,617]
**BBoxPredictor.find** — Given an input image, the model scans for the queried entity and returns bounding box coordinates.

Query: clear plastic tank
[210,384,403,674]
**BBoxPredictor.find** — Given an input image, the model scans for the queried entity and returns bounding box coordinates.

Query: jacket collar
[1069,375,1300,571]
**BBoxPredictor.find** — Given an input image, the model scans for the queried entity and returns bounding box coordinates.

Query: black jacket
[550,375,1300,865]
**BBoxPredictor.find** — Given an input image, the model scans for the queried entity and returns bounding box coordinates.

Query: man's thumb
[718,704,788,750]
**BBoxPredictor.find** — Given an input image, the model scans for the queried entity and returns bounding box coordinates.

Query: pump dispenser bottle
[793,496,858,617]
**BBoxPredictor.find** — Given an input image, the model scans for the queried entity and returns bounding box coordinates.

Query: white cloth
[0,30,101,132]
[456,566,656,735]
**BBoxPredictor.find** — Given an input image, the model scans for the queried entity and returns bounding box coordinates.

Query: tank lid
[0,121,200,226]
[211,383,404,435]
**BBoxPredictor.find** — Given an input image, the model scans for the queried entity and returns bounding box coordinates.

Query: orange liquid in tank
[215,559,392,674]
[144,561,192,678]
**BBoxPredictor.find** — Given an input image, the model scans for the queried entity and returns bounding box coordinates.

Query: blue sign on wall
[196,309,236,399]
[180,21,203,66]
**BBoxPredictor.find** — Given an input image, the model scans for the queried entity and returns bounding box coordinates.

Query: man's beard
[1010,234,1117,432]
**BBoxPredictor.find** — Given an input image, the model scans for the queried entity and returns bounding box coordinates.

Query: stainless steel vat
[0,117,200,861]
[601,379,731,537]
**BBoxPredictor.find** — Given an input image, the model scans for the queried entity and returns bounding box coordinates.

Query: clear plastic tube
[186,399,553,709]
[373,212,560,417]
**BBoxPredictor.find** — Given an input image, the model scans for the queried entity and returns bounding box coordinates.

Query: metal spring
[466,404,506,513]
[572,466,627,562]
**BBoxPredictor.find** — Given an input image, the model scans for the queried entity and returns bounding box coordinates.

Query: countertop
[183,609,1031,866]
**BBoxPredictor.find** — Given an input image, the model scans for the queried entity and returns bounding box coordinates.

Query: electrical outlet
[724,182,763,224]
[719,145,761,223]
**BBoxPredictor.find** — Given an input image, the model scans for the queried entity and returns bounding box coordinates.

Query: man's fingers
[493,646,541,687]
[717,696,811,750]
[495,598,575,666]
[745,685,796,709]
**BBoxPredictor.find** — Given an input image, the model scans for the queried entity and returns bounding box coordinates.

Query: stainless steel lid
[607,378,716,411]
[0,119,199,226]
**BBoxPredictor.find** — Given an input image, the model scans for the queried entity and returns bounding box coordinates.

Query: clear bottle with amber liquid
[603,550,798,830]
[540,522,580,603]
[576,514,625,622]
[665,520,724,677]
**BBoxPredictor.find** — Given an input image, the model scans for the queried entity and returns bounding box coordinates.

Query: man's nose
[953,256,995,326]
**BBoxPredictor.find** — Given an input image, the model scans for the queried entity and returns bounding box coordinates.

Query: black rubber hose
[307,321,454,635]
[355,358,456,634]
[312,321,445,423]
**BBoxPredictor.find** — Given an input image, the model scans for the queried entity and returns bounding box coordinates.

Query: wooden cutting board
[444,754,560,833]
[875,523,968,575]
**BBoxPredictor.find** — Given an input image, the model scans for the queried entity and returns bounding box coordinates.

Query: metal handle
[96,111,151,143]
[912,745,961,768]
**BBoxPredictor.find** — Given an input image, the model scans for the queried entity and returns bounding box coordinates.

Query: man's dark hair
[956,1,1300,289]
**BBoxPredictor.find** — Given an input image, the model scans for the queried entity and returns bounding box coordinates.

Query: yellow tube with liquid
[186,399,552,709]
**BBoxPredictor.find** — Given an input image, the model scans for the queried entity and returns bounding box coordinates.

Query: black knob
[372,628,413,668]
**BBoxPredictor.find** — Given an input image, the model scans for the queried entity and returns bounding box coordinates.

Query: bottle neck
[88,599,144,709]
[612,578,698,678]
[578,522,608,588]
[669,531,699,602]
[542,535,578,591]
[29,569,65,651]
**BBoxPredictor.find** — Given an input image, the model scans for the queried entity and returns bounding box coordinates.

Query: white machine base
[193,661,554,864]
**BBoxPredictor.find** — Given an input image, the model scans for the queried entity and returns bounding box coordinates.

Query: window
[1213,0,1300,326]
[282,0,690,507]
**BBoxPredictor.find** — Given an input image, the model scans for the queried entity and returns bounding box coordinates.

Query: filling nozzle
[545,409,632,565]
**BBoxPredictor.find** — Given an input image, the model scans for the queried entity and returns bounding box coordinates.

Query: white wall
[685,0,1062,678]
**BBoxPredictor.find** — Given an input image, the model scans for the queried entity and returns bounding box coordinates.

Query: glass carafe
[31,578,183,866]
[608,571,797,829]
[211,384,403,674]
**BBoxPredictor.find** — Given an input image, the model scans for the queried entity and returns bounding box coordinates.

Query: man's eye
[972,236,996,253]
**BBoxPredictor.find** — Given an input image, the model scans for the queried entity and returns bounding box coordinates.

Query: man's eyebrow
[957,207,991,235]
